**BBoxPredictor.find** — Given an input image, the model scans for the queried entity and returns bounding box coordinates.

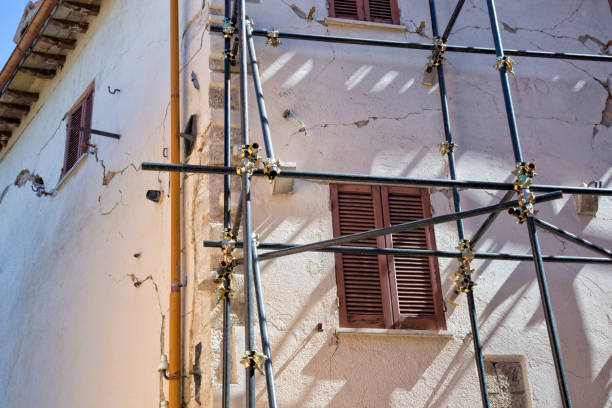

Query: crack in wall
[125,273,167,403]
[562,61,611,128]
[289,111,424,136]
[98,188,123,215]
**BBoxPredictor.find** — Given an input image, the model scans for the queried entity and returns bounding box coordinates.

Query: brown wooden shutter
[328,0,399,24]
[381,187,446,330]
[328,0,364,21]
[80,89,94,156]
[330,184,393,328]
[62,88,94,176]
[365,0,399,24]
[63,105,83,176]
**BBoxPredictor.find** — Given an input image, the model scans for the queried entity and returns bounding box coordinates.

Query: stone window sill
[325,17,407,32]
[335,328,454,339]
[55,151,89,191]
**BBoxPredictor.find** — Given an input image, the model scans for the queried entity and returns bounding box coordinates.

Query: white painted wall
[0,0,609,407]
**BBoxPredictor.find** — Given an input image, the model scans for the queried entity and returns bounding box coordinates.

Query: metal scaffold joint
[427,37,447,69]
[439,141,457,155]
[223,48,237,65]
[237,143,261,175]
[215,228,237,304]
[263,158,281,181]
[455,239,476,294]
[241,350,267,375]
[509,162,537,224]
[494,55,516,75]
[222,18,236,38]
[266,28,281,47]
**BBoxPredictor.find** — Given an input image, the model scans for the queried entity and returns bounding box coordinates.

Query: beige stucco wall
[184,0,612,407]
[0,0,610,407]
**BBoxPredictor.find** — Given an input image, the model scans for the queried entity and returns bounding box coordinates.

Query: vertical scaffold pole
[427,2,490,406]
[238,0,255,404]
[251,241,278,408]
[222,0,233,406]
[484,1,572,406]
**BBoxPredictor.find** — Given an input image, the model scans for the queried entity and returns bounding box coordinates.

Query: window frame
[327,0,400,25]
[62,84,94,178]
[330,183,446,330]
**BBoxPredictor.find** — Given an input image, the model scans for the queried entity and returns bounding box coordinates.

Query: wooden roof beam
[0,102,30,116]
[0,117,21,129]
[19,67,57,80]
[30,51,66,66]
[62,1,101,16]
[0,131,11,140]
[2,89,39,104]
[39,35,77,50]
[50,18,89,33]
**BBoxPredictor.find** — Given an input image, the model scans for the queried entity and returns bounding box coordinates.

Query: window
[328,0,400,25]
[330,184,446,330]
[62,86,94,177]
[484,356,530,406]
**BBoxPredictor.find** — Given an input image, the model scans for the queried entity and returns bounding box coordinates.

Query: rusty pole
[169,0,182,407]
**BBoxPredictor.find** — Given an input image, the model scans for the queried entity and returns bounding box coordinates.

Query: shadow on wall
[300,335,447,408]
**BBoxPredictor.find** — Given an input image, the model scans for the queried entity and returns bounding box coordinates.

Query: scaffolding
[143,0,612,407]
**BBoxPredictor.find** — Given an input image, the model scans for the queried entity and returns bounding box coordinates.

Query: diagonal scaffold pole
[238,0,256,404]
[471,191,514,246]
[428,1,489,405]
[250,240,278,408]
[441,0,466,43]
[246,19,280,178]
[204,240,612,264]
[140,163,612,196]
[534,218,612,259]
[253,191,561,261]
[485,1,572,406]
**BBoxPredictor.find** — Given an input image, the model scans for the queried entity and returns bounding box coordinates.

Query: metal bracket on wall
[181,114,197,157]
[73,126,121,140]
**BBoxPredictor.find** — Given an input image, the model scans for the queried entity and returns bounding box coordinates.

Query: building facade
[0,0,610,407]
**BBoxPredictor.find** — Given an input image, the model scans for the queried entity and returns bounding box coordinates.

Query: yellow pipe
[169,0,182,407]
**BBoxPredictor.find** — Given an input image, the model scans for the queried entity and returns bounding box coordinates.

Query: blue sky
[0,1,32,69]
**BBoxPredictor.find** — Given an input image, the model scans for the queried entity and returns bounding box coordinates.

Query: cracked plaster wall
[0,0,610,407]
[184,0,612,407]
[0,0,183,407]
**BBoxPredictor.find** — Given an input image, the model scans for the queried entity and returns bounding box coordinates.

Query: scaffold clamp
[439,141,457,155]
[427,37,447,70]
[222,18,236,39]
[241,350,267,375]
[510,162,538,223]
[266,28,281,47]
[237,143,261,175]
[263,158,281,181]
[494,55,515,75]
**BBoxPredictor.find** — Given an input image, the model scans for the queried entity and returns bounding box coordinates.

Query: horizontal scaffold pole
[226,191,563,261]
[140,162,612,196]
[203,240,612,264]
[209,25,612,63]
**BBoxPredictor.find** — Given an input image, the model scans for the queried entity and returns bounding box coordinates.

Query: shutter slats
[64,106,82,173]
[62,87,94,176]
[368,0,393,23]
[330,0,398,24]
[386,191,440,320]
[337,189,384,318]
[332,0,359,19]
